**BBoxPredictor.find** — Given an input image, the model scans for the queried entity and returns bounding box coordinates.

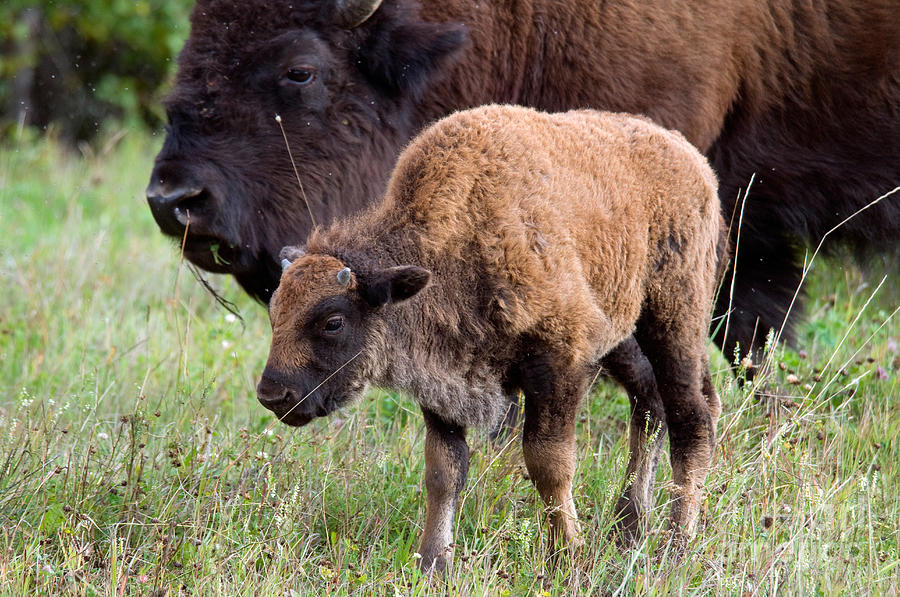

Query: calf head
[258,247,430,426]
[146,0,466,303]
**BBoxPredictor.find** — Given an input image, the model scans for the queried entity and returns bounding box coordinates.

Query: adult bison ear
[360,19,467,100]
[359,266,431,307]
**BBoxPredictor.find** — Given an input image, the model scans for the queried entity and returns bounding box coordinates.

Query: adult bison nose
[146,178,206,236]
[257,375,292,408]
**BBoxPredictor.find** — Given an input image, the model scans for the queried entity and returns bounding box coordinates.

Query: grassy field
[1,128,898,596]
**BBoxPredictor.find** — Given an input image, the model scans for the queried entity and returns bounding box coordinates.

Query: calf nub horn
[279,245,306,265]
[337,267,352,286]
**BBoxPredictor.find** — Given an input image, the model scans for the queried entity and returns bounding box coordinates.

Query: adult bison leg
[519,349,586,553]
[713,216,803,366]
[601,336,667,540]
[635,308,718,541]
[418,408,469,573]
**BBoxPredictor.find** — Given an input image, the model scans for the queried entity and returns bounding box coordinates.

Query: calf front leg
[418,409,469,573]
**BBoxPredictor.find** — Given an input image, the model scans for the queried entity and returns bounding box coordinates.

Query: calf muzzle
[256,374,292,408]
[256,371,319,427]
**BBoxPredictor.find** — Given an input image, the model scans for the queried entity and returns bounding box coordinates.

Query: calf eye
[284,67,315,85]
[323,315,344,335]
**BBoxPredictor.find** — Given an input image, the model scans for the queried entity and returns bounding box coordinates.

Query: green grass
[1,128,898,596]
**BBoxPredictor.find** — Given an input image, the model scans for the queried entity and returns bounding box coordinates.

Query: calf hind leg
[701,355,722,428]
[601,336,667,540]
[519,351,587,552]
[635,313,718,540]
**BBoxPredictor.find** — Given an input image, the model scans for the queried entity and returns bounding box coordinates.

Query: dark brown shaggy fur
[257,105,725,571]
[148,0,899,363]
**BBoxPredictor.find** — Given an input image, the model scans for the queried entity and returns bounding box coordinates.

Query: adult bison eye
[284,67,315,85]
[323,315,344,335]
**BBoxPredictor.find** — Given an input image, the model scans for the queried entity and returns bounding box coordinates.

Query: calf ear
[360,266,431,307]
[360,19,467,100]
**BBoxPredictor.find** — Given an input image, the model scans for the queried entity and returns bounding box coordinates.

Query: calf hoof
[612,496,647,546]
[546,533,584,570]
[569,534,586,553]
[418,544,453,574]
[652,527,690,565]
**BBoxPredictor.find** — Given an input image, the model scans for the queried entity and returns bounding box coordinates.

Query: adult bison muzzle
[147,0,900,360]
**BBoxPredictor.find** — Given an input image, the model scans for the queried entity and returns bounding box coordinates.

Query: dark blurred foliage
[1,1,190,142]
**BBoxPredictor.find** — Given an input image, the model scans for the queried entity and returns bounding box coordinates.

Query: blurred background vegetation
[0,0,190,143]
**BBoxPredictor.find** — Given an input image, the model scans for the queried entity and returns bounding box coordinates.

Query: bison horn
[333,0,382,28]
[281,259,292,270]
[337,267,352,286]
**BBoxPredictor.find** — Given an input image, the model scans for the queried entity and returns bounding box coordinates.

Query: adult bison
[146,0,900,359]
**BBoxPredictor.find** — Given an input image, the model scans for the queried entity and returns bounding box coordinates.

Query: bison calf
[257,105,725,571]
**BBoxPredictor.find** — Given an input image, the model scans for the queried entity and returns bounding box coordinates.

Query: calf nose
[257,375,290,407]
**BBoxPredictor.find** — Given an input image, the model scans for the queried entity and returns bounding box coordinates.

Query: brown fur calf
[257,105,725,571]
